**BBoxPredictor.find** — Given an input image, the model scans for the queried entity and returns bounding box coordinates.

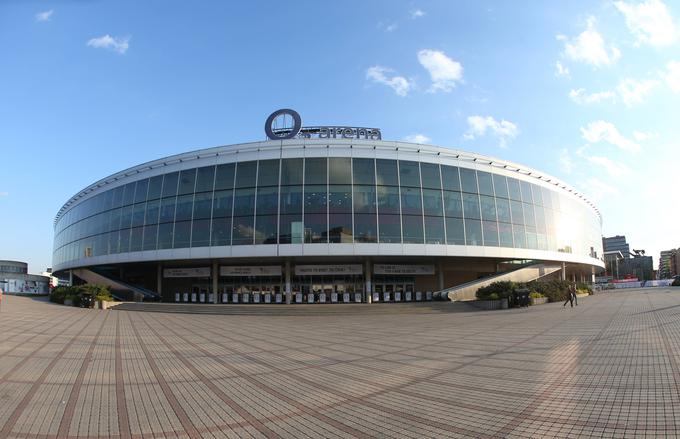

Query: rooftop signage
[265,108,381,141]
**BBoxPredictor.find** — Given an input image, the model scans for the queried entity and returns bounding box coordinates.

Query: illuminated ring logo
[264,108,302,140]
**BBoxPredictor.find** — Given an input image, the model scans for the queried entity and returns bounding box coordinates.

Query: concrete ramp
[71,268,160,301]
[437,263,563,302]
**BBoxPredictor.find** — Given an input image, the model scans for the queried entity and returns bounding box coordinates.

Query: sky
[1,0,679,273]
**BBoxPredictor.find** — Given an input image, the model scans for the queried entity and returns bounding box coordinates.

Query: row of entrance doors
[170,282,433,303]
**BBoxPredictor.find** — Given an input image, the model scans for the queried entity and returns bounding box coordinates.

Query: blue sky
[1,1,679,273]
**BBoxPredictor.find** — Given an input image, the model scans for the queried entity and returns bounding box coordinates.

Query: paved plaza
[1,289,680,438]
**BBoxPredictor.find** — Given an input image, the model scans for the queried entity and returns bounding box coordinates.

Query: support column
[285,260,292,304]
[591,266,596,283]
[157,264,162,296]
[365,260,372,304]
[561,262,566,281]
[438,261,444,291]
[212,261,218,304]
[68,270,73,286]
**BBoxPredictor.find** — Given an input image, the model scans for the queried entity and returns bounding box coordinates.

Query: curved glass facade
[53,156,602,267]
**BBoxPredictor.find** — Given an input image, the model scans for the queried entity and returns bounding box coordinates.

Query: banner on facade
[220,266,282,276]
[163,267,211,278]
[373,264,435,275]
[294,264,363,276]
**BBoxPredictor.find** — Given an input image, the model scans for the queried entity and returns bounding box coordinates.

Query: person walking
[572,283,578,306]
[563,284,575,308]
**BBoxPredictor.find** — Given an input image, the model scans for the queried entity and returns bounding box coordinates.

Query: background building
[601,235,654,281]
[52,112,604,304]
[0,261,50,294]
[659,249,676,279]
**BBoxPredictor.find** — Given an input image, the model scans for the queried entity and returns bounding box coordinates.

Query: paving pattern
[1,289,680,438]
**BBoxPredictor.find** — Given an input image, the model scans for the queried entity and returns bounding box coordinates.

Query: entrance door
[383,284,393,302]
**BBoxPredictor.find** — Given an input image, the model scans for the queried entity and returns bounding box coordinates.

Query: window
[254,215,278,244]
[178,169,196,195]
[305,158,327,185]
[400,187,422,216]
[422,189,443,216]
[281,158,303,185]
[480,195,497,222]
[211,217,231,246]
[499,222,513,247]
[376,159,399,186]
[134,179,149,203]
[233,188,255,216]
[174,194,194,222]
[510,200,524,225]
[232,216,254,245]
[212,190,233,218]
[443,191,463,218]
[507,177,521,201]
[377,186,400,215]
[130,227,144,251]
[462,193,481,219]
[329,213,352,243]
[280,186,302,215]
[256,187,278,215]
[191,219,210,247]
[441,165,461,191]
[173,221,191,248]
[235,161,257,188]
[492,174,508,199]
[520,180,533,204]
[143,224,158,250]
[420,163,441,189]
[399,161,420,187]
[257,160,280,187]
[513,224,526,248]
[193,192,213,219]
[214,163,235,190]
[304,185,327,214]
[402,215,424,243]
[425,216,445,244]
[465,219,482,246]
[304,213,327,243]
[329,158,351,184]
[378,214,401,243]
[353,185,376,214]
[460,168,478,193]
[147,175,163,200]
[329,185,352,214]
[477,171,494,196]
[195,166,215,193]
[482,221,499,246]
[122,182,136,206]
[131,203,146,227]
[352,158,375,185]
[496,198,511,223]
[445,217,465,245]
[354,213,377,243]
[279,214,303,244]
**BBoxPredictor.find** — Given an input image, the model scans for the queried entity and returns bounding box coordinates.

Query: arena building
[52,109,604,303]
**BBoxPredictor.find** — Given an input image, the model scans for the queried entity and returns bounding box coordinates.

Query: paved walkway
[1,289,679,438]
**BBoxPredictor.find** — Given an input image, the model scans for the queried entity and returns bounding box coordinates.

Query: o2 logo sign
[264,109,302,140]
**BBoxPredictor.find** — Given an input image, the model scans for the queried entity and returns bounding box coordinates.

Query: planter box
[474,298,508,310]
[531,297,548,305]
[64,299,73,307]
[576,293,589,298]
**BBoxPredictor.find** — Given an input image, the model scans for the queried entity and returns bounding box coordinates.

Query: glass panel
[399,161,420,187]
[542,187,553,209]
[191,219,210,247]
[257,159,280,187]
[352,158,375,185]
[462,193,481,219]
[195,166,215,193]
[122,182,136,206]
[492,174,508,199]
[130,227,144,252]
[329,213,353,243]
[173,221,191,248]
[305,158,327,185]
[507,177,521,201]
[526,226,538,249]
[120,205,133,229]
[254,215,278,244]
[304,213,327,243]
[510,200,524,225]
[483,221,499,246]
[499,222,513,247]
[513,224,526,248]
[354,213,377,243]
[232,216,254,245]
[109,208,122,231]
[143,224,158,251]
[376,159,399,186]
[280,185,302,215]
[157,222,174,249]
[178,169,196,195]
[477,171,494,196]
[443,191,463,218]
[134,179,149,203]
[400,187,422,216]
[214,163,235,190]
[280,158,303,185]
[377,186,400,215]
[420,163,441,190]
[532,184,543,205]
[162,172,179,198]
[131,203,146,227]
[402,215,424,243]
[496,198,511,223]
[174,194,194,222]
[480,195,497,221]
[279,214,303,244]
[304,185,327,214]
[119,228,131,252]
[211,217,231,246]
[256,186,279,215]
[235,161,257,188]
[425,216,445,244]
[353,185,376,214]
[108,230,120,253]
[193,192,213,219]
[520,180,533,204]
[147,175,163,200]
[422,189,443,216]
[329,185,352,214]
[446,217,465,244]
[329,158,351,184]
[441,165,461,191]
[378,214,401,243]
[460,168,478,193]
[523,203,536,227]
[535,207,546,233]
[464,219,482,246]
[112,186,125,208]
[212,190,233,218]
[233,188,255,216]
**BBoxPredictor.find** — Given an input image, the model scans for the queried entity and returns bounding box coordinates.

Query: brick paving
[1,289,680,438]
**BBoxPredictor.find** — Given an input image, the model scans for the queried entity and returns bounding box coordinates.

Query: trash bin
[80,294,95,308]
[516,288,530,308]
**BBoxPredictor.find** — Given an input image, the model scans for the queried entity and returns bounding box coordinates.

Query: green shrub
[529,291,545,299]
[488,292,500,300]
[49,284,114,305]
[525,279,571,302]
[576,282,593,295]
[476,281,518,300]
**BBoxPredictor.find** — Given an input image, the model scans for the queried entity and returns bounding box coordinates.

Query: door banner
[373,264,435,275]
[163,267,210,278]
[174,293,180,302]
[220,266,282,276]
[294,264,362,275]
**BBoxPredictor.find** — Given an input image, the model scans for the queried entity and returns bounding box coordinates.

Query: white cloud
[559,149,573,174]
[403,134,431,144]
[35,10,53,22]
[580,120,640,152]
[569,88,616,104]
[615,0,678,47]
[616,78,659,106]
[366,66,412,97]
[417,49,463,92]
[464,115,519,148]
[561,17,621,67]
[86,35,130,54]
[377,21,398,32]
[585,155,630,176]
[582,177,620,202]
[555,61,570,78]
[633,130,655,141]
[410,9,426,19]
[664,60,680,92]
